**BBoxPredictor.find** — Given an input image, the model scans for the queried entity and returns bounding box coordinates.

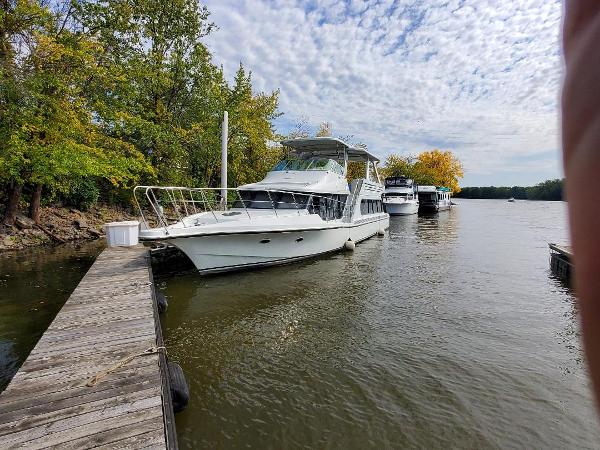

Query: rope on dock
[84,345,165,387]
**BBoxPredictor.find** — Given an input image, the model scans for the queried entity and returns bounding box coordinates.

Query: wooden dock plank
[62,414,165,449]
[0,365,160,412]
[549,243,573,258]
[0,375,160,422]
[0,387,160,437]
[0,246,175,449]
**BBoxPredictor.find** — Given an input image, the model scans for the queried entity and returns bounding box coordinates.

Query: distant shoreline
[454,179,563,201]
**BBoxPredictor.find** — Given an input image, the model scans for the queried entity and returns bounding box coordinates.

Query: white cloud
[202,0,563,185]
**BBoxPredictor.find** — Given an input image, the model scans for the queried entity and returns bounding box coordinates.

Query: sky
[202,0,563,186]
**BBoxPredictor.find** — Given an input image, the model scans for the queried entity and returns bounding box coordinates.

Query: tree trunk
[29,184,42,224]
[4,182,22,226]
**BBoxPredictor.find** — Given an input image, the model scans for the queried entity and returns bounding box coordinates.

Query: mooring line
[84,345,165,387]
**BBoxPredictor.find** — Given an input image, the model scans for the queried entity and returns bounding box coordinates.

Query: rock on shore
[0,205,137,252]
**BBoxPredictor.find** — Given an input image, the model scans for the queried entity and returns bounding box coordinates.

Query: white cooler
[104,221,140,247]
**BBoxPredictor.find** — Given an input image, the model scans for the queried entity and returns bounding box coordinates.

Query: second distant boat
[383,176,419,215]
[418,186,452,212]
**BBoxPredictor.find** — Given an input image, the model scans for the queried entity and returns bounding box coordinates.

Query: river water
[0,241,104,392]
[156,199,599,449]
[0,200,597,448]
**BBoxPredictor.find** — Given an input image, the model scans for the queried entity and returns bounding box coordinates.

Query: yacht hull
[384,201,418,216]
[166,215,388,274]
[419,202,451,213]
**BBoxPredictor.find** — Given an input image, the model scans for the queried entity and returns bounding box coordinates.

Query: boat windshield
[272,158,344,176]
[385,177,412,187]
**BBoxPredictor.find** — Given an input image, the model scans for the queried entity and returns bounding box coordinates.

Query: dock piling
[549,243,573,283]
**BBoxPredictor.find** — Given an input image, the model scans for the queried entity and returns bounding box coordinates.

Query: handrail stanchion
[148,188,170,233]
[178,189,190,218]
[237,190,251,219]
[291,192,300,215]
[189,189,198,214]
[199,189,219,223]
[166,188,183,225]
[133,186,148,229]
[267,191,278,218]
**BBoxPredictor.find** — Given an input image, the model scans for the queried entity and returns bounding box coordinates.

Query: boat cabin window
[360,199,383,214]
[235,190,310,209]
[309,194,347,220]
[385,177,412,187]
[418,192,436,203]
[384,193,408,198]
[234,190,347,220]
[272,158,345,176]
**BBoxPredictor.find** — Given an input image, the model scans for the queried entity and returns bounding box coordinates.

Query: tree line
[1,0,280,225]
[454,179,564,201]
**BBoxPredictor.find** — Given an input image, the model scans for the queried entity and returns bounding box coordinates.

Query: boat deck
[0,246,176,449]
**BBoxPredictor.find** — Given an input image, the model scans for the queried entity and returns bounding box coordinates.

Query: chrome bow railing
[133,186,355,233]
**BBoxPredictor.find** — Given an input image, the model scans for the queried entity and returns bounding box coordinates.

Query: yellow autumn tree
[381,150,463,192]
[415,149,464,193]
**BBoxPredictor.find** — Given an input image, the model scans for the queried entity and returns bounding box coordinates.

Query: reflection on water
[0,241,103,392]
[160,200,596,449]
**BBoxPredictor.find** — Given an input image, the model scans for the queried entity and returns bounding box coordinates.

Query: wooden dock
[0,246,177,449]
[549,243,573,281]
[549,243,573,258]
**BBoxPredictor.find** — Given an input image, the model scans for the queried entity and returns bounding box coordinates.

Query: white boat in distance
[135,137,390,274]
[418,186,452,212]
[383,176,419,215]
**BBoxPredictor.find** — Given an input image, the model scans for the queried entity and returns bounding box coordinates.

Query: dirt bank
[0,204,137,252]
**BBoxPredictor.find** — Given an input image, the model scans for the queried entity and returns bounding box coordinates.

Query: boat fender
[156,292,168,314]
[344,239,355,251]
[168,361,189,413]
[377,229,385,236]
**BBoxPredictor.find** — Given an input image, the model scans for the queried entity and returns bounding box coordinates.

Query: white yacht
[383,176,419,215]
[418,186,452,212]
[135,137,390,274]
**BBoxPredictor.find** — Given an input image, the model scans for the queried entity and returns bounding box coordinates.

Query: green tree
[0,0,150,225]
[75,0,280,189]
[527,179,563,200]
[225,64,281,187]
[74,0,216,186]
[1,0,282,227]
